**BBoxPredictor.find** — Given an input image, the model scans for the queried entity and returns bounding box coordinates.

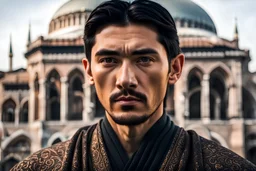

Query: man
[12,0,256,170]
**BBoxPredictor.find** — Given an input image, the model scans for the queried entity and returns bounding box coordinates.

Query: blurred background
[0,0,256,170]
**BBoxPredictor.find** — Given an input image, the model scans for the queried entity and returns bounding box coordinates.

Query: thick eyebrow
[131,48,159,56]
[95,49,121,56]
[94,48,159,57]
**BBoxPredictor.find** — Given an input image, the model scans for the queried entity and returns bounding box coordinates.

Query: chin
[108,112,151,126]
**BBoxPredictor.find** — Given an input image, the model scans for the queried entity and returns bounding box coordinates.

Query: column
[183,78,189,119]
[14,106,19,127]
[215,97,221,120]
[70,14,74,26]
[75,14,79,26]
[60,77,68,123]
[229,61,242,118]
[29,82,35,123]
[39,79,46,121]
[81,13,86,26]
[228,85,237,118]
[65,17,68,27]
[83,83,93,122]
[236,62,243,117]
[174,77,186,127]
[201,74,210,122]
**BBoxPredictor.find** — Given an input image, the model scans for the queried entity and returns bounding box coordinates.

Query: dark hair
[83,0,181,63]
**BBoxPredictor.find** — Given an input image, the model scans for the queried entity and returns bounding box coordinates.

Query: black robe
[11,115,256,171]
[100,114,178,170]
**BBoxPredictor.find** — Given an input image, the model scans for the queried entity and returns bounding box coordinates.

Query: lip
[115,96,141,101]
[114,96,142,105]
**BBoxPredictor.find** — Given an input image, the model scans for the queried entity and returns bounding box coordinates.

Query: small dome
[52,0,105,19]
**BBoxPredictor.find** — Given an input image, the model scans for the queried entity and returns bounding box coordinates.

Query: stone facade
[0,0,256,170]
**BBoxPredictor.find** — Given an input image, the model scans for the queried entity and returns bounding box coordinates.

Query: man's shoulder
[199,134,256,170]
[11,125,94,171]
[11,140,71,171]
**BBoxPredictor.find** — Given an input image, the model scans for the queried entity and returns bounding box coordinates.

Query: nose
[116,62,138,90]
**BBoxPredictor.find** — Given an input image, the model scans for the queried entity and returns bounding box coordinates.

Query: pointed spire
[234,17,239,40]
[9,34,13,58]
[9,34,13,71]
[233,17,239,48]
[27,21,31,47]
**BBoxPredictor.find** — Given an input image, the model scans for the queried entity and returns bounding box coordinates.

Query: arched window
[95,92,105,117]
[2,132,31,170]
[248,147,256,164]
[68,69,84,120]
[246,134,256,164]
[210,68,228,120]
[46,69,61,121]
[90,86,105,119]
[189,75,201,90]
[242,88,256,119]
[19,101,28,123]
[189,91,201,119]
[187,68,203,119]
[90,87,105,118]
[1,157,19,171]
[2,99,16,122]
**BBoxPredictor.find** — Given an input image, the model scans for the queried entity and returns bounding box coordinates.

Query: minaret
[9,34,13,72]
[233,18,239,48]
[27,22,31,48]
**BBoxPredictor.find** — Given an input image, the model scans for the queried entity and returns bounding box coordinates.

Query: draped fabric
[11,116,256,171]
[100,114,178,171]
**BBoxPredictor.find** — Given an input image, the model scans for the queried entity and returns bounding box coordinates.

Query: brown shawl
[11,118,256,171]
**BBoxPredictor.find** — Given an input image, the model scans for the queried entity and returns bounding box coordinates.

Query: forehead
[92,24,163,52]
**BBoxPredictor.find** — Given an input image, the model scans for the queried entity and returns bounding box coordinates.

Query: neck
[106,106,163,157]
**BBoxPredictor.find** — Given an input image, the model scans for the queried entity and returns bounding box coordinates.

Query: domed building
[1,0,256,169]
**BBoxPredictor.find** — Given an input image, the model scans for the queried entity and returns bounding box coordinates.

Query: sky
[0,0,255,72]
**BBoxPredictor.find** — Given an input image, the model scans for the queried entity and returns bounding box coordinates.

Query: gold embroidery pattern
[201,137,256,171]
[161,129,256,171]
[90,124,110,171]
[11,140,71,171]
[160,128,184,171]
[11,124,256,171]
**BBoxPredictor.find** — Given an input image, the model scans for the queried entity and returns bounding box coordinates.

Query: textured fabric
[11,119,256,171]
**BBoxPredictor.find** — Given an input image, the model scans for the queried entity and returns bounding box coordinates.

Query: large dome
[53,0,105,19]
[49,0,217,39]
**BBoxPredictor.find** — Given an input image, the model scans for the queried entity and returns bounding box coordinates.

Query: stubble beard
[106,101,163,126]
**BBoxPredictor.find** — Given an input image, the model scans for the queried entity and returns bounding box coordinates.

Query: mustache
[110,89,147,103]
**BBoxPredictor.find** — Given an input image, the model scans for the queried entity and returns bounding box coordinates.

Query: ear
[82,58,94,85]
[168,53,185,85]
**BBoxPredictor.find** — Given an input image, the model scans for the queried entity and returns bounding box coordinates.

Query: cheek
[92,68,116,103]
[146,69,168,101]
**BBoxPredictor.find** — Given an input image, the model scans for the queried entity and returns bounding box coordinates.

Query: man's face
[87,24,171,125]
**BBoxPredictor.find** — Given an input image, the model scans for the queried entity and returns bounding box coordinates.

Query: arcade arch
[46,69,61,121]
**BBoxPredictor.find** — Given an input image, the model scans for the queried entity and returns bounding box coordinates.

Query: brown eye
[137,57,152,63]
[100,57,117,63]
